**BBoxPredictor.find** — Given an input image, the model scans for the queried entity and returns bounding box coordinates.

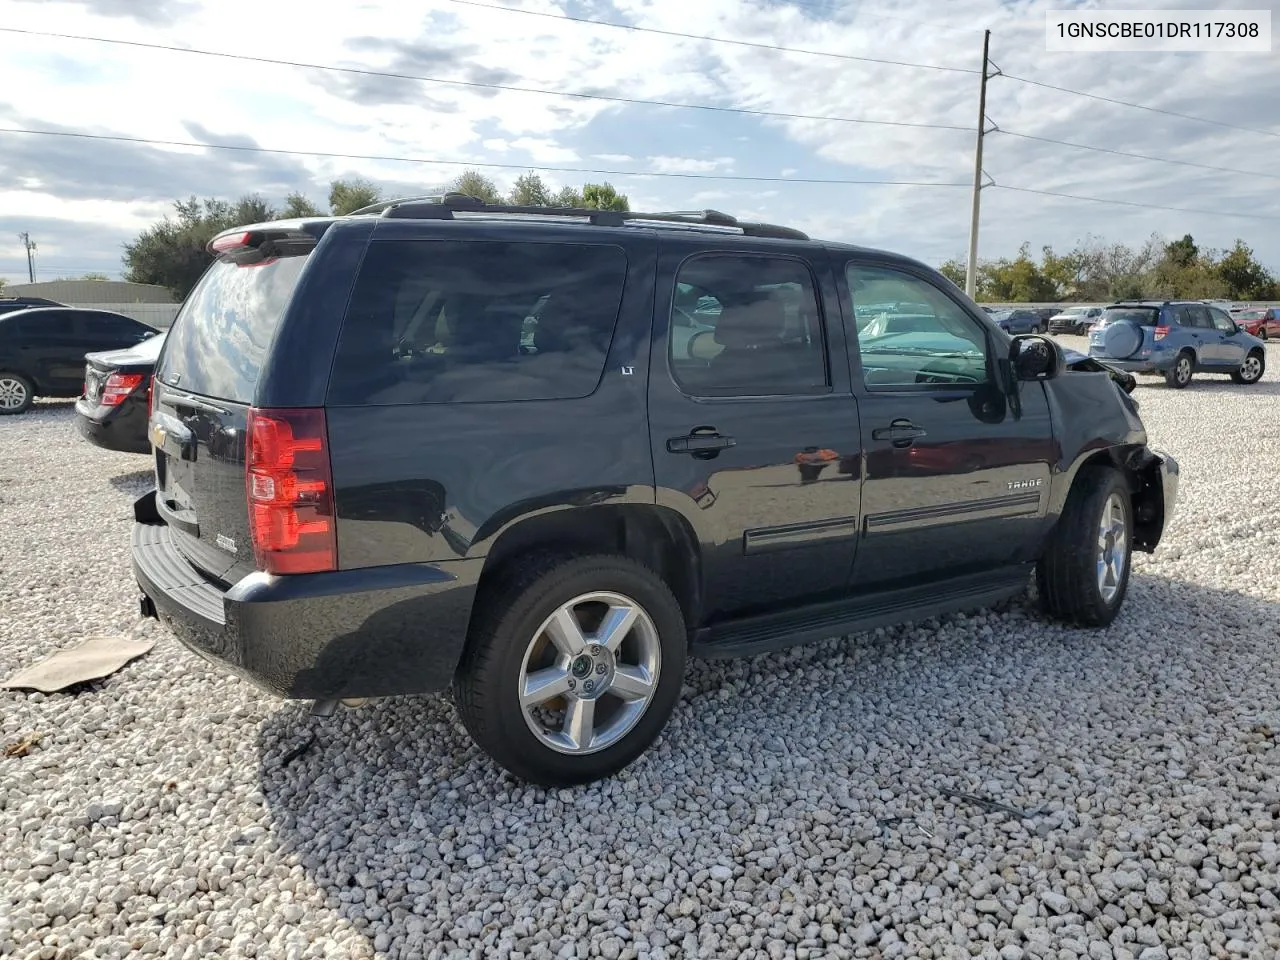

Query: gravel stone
[4,354,1280,958]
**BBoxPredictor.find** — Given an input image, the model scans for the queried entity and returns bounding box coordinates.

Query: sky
[0,0,1276,284]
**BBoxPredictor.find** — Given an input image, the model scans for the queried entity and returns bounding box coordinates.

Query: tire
[453,552,687,787]
[1030,325,1042,335]
[1259,328,1269,340]
[1037,465,1133,628]
[0,372,34,415]
[1164,351,1193,389]
[1231,349,1266,385]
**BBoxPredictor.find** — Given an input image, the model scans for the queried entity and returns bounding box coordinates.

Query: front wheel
[454,553,687,787]
[0,372,34,415]
[1164,352,1193,389]
[1037,465,1132,627]
[1231,350,1265,385]
[1259,328,1269,340]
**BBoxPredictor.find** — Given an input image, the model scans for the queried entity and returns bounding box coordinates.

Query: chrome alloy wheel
[1096,493,1128,604]
[0,377,29,410]
[1239,354,1263,383]
[518,591,662,755]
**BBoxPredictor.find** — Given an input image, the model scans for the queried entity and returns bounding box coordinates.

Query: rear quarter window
[157,256,308,403]
[327,239,628,405]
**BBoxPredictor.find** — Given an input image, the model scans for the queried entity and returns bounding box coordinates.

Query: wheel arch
[475,503,704,633]
[1052,444,1167,554]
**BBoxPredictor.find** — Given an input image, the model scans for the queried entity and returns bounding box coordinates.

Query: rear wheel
[1030,324,1042,334]
[1231,349,1265,385]
[453,553,687,787]
[1164,351,1193,389]
[1037,466,1132,627]
[0,373,34,415]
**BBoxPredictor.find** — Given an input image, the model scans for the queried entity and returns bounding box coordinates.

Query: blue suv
[1088,300,1266,389]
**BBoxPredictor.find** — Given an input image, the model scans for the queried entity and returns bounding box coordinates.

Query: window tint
[1186,306,1214,329]
[158,255,308,403]
[666,255,827,397]
[25,311,75,338]
[845,263,989,388]
[1104,306,1161,327]
[328,240,627,406]
[1209,307,1236,332]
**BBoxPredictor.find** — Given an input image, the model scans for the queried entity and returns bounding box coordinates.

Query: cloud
[646,156,737,174]
[11,0,198,25]
[0,0,1276,273]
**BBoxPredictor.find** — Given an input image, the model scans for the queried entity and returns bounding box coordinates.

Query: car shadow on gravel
[254,573,1280,956]
[1143,379,1280,396]
[109,469,154,495]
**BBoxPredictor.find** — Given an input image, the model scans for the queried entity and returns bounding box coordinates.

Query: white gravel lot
[3,341,1280,960]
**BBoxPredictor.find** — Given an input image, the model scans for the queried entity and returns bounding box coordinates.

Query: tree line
[939,233,1278,303]
[122,171,630,300]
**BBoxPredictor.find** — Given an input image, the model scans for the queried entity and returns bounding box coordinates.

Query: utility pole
[965,29,992,300]
[17,232,37,283]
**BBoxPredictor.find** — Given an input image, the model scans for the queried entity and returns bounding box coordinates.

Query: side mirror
[1010,334,1062,381]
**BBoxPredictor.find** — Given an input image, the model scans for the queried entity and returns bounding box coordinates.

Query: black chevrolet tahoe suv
[131,196,1179,786]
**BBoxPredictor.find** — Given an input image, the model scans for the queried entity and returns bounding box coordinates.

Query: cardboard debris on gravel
[1,635,155,693]
[4,733,42,757]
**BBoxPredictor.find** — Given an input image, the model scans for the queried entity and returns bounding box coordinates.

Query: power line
[994,129,1280,182]
[0,27,973,134]
[996,73,1280,141]
[763,0,981,37]
[439,0,978,74]
[0,125,972,188]
[989,183,1279,221]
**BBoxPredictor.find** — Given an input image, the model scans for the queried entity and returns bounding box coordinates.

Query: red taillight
[100,372,146,406]
[246,407,337,575]
[1153,325,1170,340]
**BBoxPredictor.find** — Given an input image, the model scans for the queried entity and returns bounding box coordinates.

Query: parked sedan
[0,307,159,414]
[1236,308,1280,340]
[74,331,166,453]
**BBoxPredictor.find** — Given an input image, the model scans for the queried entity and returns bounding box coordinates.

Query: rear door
[838,258,1054,590]
[648,241,861,621]
[1181,305,1218,362]
[151,252,311,585]
[29,311,85,390]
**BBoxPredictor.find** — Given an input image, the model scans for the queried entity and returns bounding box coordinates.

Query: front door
[1208,305,1250,367]
[648,244,862,624]
[838,259,1055,590]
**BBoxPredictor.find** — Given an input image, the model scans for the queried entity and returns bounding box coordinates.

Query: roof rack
[349,193,809,241]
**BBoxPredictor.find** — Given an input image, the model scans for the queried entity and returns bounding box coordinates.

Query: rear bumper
[74,397,150,455]
[131,491,483,699]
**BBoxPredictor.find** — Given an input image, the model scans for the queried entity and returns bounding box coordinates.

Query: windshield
[1239,309,1266,320]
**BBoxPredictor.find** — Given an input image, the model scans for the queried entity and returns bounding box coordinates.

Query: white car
[1048,305,1104,335]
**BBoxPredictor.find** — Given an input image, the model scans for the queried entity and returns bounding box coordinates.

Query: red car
[1237,308,1280,340]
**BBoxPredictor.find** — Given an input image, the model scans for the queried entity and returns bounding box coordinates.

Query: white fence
[81,302,181,328]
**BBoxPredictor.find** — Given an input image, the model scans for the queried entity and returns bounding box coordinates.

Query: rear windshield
[1101,306,1160,326]
[157,256,308,403]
